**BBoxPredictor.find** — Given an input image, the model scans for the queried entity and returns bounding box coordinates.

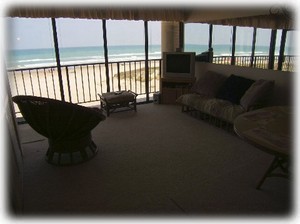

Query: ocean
[6,44,285,69]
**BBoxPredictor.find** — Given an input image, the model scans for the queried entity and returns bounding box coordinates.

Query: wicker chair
[12,95,106,166]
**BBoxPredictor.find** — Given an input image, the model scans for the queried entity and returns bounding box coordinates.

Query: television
[163,52,195,79]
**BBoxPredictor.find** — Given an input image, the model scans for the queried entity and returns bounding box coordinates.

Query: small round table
[234,106,292,189]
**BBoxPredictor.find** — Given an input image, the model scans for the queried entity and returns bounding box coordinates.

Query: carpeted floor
[18,103,291,217]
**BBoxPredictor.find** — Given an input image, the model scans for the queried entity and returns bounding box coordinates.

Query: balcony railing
[213,55,296,72]
[7,55,295,115]
[8,59,162,114]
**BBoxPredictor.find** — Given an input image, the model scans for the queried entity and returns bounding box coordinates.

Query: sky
[6,18,161,50]
[6,15,295,51]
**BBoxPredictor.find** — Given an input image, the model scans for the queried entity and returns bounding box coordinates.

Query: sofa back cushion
[191,71,226,97]
[216,74,255,104]
[240,79,275,111]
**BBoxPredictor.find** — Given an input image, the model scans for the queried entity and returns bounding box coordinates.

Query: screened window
[212,25,233,56]
[56,18,104,65]
[6,18,55,69]
[275,29,283,55]
[235,27,254,56]
[6,18,59,100]
[184,23,210,54]
[285,30,296,55]
[106,20,144,62]
[255,28,271,56]
[148,21,161,59]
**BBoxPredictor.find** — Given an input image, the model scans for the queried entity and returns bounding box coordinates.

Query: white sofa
[176,62,294,124]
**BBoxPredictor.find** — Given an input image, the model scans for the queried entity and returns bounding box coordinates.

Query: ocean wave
[108,52,145,58]
[18,58,55,63]
[61,58,105,65]
[215,53,232,56]
[108,51,160,57]
[61,55,103,61]
[21,62,57,68]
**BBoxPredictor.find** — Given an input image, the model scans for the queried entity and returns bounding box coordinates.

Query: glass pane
[283,30,297,71]
[275,30,282,55]
[6,18,62,102]
[184,23,210,54]
[56,18,104,65]
[106,20,145,93]
[255,28,271,56]
[148,21,161,94]
[212,25,233,56]
[148,21,161,60]
[106,20,144,62]
[285,30,297,55]
[235,27,254,56]
[6,18,55,69]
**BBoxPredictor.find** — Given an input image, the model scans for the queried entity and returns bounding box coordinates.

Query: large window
[56,18,103,65]
[275,30,283,55]
[285,30,296,55]
[235,27,254,56]
[106,20,144,62]
[106,20,147,94]
[212,25,233,56]
[184,23,210,54]
[255,28,272,56]
[283,30,297,71]
[6,18,59,100]
[6,18,55,69]
[55,18,104,102]
[148,21,161,59]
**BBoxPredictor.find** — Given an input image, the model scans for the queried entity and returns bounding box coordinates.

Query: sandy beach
[8,61,161,112]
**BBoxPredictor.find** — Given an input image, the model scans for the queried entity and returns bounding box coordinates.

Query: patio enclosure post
[51,18,65,101]
[144,21,150,102]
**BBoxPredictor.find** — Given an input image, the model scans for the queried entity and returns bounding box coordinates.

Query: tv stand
[160,77,195,104]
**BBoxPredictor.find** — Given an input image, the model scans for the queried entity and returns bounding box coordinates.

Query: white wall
[195,62,294,106]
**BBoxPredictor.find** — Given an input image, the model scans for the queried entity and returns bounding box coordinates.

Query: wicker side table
[98,90,138,117]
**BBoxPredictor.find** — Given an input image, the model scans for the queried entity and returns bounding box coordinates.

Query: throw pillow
[190,71,226,97]
[216,74,255,104]
[240,79,275,111]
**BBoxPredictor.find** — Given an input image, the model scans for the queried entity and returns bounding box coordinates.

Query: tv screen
[166,54,191,73]
[163,52,195,79]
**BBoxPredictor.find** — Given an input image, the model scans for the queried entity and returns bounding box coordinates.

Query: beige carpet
[18,103,291,216]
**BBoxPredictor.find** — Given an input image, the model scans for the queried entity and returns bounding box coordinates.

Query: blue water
[6,44,289,69]
[6,45,161,69]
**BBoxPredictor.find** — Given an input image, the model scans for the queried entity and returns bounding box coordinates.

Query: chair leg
[46,136,99,166]
[256,156,289,189]
[80,149,88,160]
[46,148,54,163]
[134,100,137,112]
[70,152,74,164]
[106,104,110,117]
[58,153,62,165]
[90,141,98,153]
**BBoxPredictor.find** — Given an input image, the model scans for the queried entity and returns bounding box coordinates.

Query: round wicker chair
[12,95,106,166]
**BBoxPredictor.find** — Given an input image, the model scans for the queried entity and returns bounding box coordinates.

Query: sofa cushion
[176,93,212,109]
[201,98,245,123]
[177,93,245,123]
[240,79,275,111]
[190,71,226,97]
[216,74,255,104]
